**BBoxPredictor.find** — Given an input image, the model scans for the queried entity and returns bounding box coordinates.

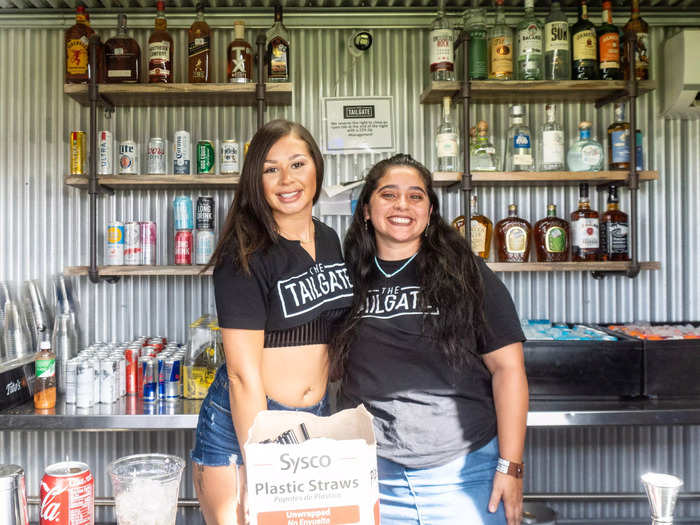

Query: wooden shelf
[420,80,657,105]
[64,82,293,107]
[65,174,240,190]
[432,171,659,187]
[64,265,213,276]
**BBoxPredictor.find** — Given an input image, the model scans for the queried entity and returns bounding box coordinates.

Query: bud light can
[196,196,215,230]
[141,357,157,402]
[147,137,167,174]
[197,140,215,174]
[119,140,139,174]
[173,130,191,174]
[175,230,193,265]
[124,222,142,265]
[97,130,113,175]
[105,221,125,265]
[220,140,240,174]
[140,221,157,265]
[195,229,215,265]
[173,195,194,230]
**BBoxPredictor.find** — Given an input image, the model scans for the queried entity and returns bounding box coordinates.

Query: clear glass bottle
[567,121,604,172]
[266,5,291,82]
[516,0,544,80]
[435,96,460,172]
[506,105,534,172]
[34,340,57,410]
[488,0,514,80]
[538,104,565,171]
[188,3,211,83]
[607,103,631,170]
[544,1,571,80]
[148,1,173,83]
[104,14,141,83]
[598,0,622,80]
[600,184,629,261]
[495,204,532,263]
[571,183,600,261]
[464,7,488,80]
[471,120,498,171]
[534,204,570,262]
[430,0,455,81]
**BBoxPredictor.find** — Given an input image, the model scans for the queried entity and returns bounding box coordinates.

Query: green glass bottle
[464,7,488,80]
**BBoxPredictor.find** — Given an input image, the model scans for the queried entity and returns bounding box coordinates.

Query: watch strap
[496,457,524,479]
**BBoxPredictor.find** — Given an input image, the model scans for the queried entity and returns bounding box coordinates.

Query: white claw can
[147,137,167,174]
[119,140,139,174]
[64,359,78,404]
[195,229,216,265]
[99,358,116,404]
[97,130,114,175]
[173,130,191,174]
[124,221,142,265]
[220,140,240,174]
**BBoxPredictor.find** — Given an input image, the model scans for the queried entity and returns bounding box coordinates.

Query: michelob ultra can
[173,130,191,174]
[97,130,113,175]
[105,221,125,265]
[197,140,215,174]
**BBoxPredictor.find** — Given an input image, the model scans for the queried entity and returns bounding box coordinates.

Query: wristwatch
[496,457,524,479]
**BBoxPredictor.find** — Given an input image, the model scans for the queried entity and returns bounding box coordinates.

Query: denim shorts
[190,366,330,467]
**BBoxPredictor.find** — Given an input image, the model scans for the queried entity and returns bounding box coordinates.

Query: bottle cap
[579,121,592,130]
[548,203,557,211]
[510,105,525,117]
[156,0,164,10]
[579,183,590,198]
[40,341,51,350]
[477,120,488,133]
[508,203,518,213]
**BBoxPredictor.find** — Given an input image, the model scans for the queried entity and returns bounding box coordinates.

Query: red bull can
[164,357,181,400]
[141,357,157,402]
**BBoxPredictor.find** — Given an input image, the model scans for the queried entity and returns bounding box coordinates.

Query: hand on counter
[489,471,523,525]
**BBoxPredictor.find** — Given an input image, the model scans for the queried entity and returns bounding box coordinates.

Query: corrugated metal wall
[1,13,699,523]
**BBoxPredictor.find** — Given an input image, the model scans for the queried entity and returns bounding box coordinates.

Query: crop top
[213,219,353,348]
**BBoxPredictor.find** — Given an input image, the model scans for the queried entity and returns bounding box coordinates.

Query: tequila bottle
[516,0,544,80]
[538,104,565,171]
[567,122,604,172]
[464,7,488,80]
[534,204,570,262]
[488,0,513,80]
[544,1,570,80]
[430,0,455,82]
[471,120,498,172]
[505,105,534,172]
[435,96,459,172]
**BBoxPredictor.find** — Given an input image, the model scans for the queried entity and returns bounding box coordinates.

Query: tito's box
[245,405,379,525]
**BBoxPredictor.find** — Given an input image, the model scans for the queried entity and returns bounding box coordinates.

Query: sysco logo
[280,453,331,474]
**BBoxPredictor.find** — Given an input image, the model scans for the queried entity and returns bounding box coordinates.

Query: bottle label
[518,24,543,56]
[506,226,528,254]
[36,358,56,379]
[436,133,458,158]
[635,32,649,71]
[470,220,487,254]
[514,133,531,149]
[581,144,602,168]
[542,130,564,165]
[545,226,567,253]
[602,221,629,254]
[149,41,171,62]
[230,46,251,78]
[188,35,211,58]
[611,129,630,163]
[599,32,620,68]
[108,70,133,78]
[572,218,599,249]
[468,30,488,79]
[268,41,289,79]
[545,21,569,52]
[573,29,597,61]
[66,39,89,75]
[490,36,513,76]
[430,28,455,71]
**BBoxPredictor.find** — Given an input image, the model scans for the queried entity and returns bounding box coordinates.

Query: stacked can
[195,196,216,265]
[105,221,125,265]
[140,221,157,265]
[174,196,194,265]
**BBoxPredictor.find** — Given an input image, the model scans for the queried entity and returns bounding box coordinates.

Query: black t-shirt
[341,255,525,469]
[213,219,353,347]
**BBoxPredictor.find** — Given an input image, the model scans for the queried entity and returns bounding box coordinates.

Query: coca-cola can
[196,196,215,230]
[147,137,167,174]
[97,130,113,175]
[124,222,142,265]
[40,461,94,525]
[139,221,157,265]
[175,230,193,265]
[125,347,138,395]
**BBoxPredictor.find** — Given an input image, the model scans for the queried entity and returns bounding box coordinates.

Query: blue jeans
[377,437,506,525]
[190,366,330,467]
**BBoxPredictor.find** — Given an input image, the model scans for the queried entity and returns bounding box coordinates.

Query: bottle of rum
[534,204,570,262]
[464,7,488,80]
[544,1,570,80]
[471,120,498,172]
[598,1,621,80]
[571,0,598,80]
[538,104,565,171]
[266,5,290,82]
[227,21,253,83]
[65,6,95,84]
[488,0,513,81]
[104,14,141,83]
[435,96,459,172]
[570,183,599,261]
[516,0,544,80]
[188,3,211,83]
[600,185,629,261]
[470,194,493,259]
[622,0,649,81]
[567,122,604,172]
[505,105,534,172]
[430,0,455,82]
[34,341,56,410]
[149,1,173,83]
[495,204,532,263]
[608,103,631,170]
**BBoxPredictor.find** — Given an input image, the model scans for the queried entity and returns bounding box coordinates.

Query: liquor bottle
[188,3,211,83]
[430,0,455,82]
[534,204,570,262]
[495,204,532,263]
[570,183,599,261]
[488,0,513,81]
[104,14,141,83]
[470,194,493,259]
[471,120,498,172]
[65,6,95,84]
[598,1,622,80]
[544,1,570,80]
[435,97,459,172]
[34,341,56,410]
[516,0,544,80]
[505,105,534,172]
[622,0,650,81]
[266,5,291,82]
[464,7,488,80]
[149,1,174,83]
[607,103,631,170]
[567,122,604,172]
[538,104,565,171]
[571,0,598,80]
[228,21,253,83]
[599,184,629,261]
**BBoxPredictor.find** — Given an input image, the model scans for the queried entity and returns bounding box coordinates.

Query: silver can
[140,221,157,265]
[88,358,100,404]
[64,359,78,404]
[124,221,142,265]
[106,221,125,265]
[147,137,167,174]
[99,358,116,404]
[117,356,127,398]
[173,130,191,174]
[76,360,94,408]
[195,229,216,265]
[220,140,240,174]
[118,140,139,174]
[97,130,114,175]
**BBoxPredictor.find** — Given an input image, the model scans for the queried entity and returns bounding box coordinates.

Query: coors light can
[147,137,167,174]
[40,461,94,525]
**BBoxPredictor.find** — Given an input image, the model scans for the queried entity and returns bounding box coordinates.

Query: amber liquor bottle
[571,0,598,80]
[470,194,493,259]
[534,204,570,262]
[608,103,631,170]
[149,1,173,83]
[495,204,531,263]
[622,0,649,81]
[65,6,95,83]
[104,14,141,83]
[600,185,629,261]
[188,4,211,83]
[570,183,600,261]
[266,5,290,82]
[227,21,253,83]
[597,1,621,80]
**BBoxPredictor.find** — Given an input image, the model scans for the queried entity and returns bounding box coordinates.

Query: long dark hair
[205,119,324,274]
[332,154,487,375]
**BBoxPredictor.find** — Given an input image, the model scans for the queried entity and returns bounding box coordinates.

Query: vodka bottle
[538,104,565,171]
[435,96,459,172]
[430,0,455,81]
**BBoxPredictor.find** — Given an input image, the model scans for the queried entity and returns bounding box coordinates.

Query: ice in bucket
[108,454,185,525]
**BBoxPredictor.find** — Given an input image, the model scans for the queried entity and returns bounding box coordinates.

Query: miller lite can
[147,137,167,174]
[97,130,113,175]
[119,140,139,174]
[173,130,191,174]
[40,461,94,525]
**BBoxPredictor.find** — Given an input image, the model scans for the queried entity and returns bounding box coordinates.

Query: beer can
[105,221,125,265]
[196,196,215,230]
[173,130,191,174]
[70,131,87,175]
[142,357,157,402]
[140,221,157,265]
[64,359,77,404]
[195,229,216,265]
[220,140,240,174]
[147,137,167,174]
[197,140,216,174]
[76,360,94,408]
[124,221,142,265]
[97,130,113,175]
[175,230,193,265]
[124,347,138,395]
[164,357,181,400]
[117,356,126,398]
[118,140,139,174]
[99,359,115,404]
[173,195,194,230]
[40,461,94,525]
[156,355,166,399]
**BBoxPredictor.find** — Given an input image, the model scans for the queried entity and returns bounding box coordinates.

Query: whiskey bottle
[188,3,211,83]
[622,0,649,81]
[495,204,532,263]
[470,194,493,259]
[65,6,95,84]
[505,105,534,172]
[430,0,455,82]
[471,120,498,172]
[515,0,544,80]
[266,5,290,82]
[488,0,513,81]
[608,103,631,170]
[571,0,598,80]
[538,104,565,171]
[534,204,570,262]
[597,1,622,80]
[570,183,599,261]
[544,1,570,80]
[600,184,629,261]
[435,96,459,172]
[464,7,488,80]
[104,14,141,83]
[227,21,253,83]
[149,1,173,83]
